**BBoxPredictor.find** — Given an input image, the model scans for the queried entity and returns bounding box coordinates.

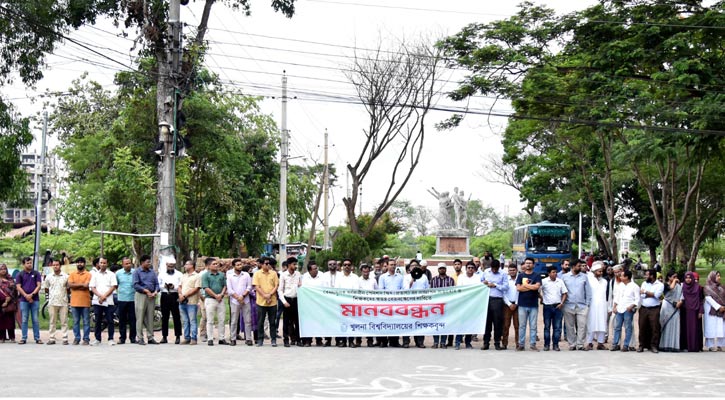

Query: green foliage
[701,238,725,270]
[308,249,334,272]
[1,229,131,265]
[356,213,402,256]
[470,230,513,259]
[416,236,436,258]
[331,231,371,266]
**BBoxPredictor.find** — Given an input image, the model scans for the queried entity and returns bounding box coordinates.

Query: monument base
[433,232,472,259]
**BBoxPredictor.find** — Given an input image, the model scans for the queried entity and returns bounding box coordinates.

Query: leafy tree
[332,231,371,266]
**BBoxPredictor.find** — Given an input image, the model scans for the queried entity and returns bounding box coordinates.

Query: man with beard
[482,259,508,351]
[638,269,664,353]
[455,261,482,349]
[431,263,455,349]
[585,261,609,350]
[179,260,201,345]
[502,263,519,350]
[68,257,92,345]
[515,258,542,351]
[132,255,160,345]
[227,258,253,346]
[157,255,182,344]
[561,259,591,350]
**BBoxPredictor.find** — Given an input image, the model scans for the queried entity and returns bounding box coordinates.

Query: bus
[512,221,572,276]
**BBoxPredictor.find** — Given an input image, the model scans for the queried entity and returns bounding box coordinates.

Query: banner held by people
[298,285,489,337]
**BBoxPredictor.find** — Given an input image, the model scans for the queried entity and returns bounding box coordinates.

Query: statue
[427,187,454,230]
[452,187,468,230]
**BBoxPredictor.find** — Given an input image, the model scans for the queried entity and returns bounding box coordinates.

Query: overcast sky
[5,0,599,229]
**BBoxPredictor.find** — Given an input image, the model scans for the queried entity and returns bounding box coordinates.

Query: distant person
[89,256,118,345]
[482,259,508,351]
[455,261,482,350]
[43,259,69,345]
[68,257,92,345]
[585,261,609,350]
[15,256,42,344]
[278,257,302,347]
[658,271,682,352]
[300,261,325,347]
[561,259,591,350]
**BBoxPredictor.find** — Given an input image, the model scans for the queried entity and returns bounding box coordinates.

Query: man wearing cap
[482,259,508,350]
[278,256,302,347]
[561,259,591,350]
[431,263,455,348]
[419,260,432,281]
[585,261,609,350]
[157,255,182,344]
[455,261,482,349]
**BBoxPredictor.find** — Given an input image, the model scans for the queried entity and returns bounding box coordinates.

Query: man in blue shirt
[482,259,508,350]
[561,259,591,350]
[132,255,159,345]
[378,259,403,348]
[515,257,542,351]
[115,257,136,344]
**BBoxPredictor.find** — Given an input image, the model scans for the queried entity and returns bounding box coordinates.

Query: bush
[332,231,371,266]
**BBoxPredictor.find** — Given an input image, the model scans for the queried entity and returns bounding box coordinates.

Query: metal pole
[578,210,582,259]
[323,129,330,250]
[279,71,288,262]
[32,112,48,272]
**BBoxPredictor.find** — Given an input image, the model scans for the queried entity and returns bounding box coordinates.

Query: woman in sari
[680,271,704,352]
[703,271,725,351]
[0,263,18,342]
[658,271,682,352]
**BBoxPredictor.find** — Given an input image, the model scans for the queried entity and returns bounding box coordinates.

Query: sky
[4,0,599,230]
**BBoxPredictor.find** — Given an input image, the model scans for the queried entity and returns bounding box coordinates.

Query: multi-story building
[2,152,58,227]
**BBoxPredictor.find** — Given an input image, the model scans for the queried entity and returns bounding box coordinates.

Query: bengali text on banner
[298,284,489,337]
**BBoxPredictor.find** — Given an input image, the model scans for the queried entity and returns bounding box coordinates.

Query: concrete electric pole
[152,0,182,268]
[279,71,289,262]
[323,129,330,250]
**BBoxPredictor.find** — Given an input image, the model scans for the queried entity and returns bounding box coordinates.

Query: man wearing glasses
[253,257,280,347]
[337,258,361,347]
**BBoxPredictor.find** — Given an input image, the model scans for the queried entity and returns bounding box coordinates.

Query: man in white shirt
[157,255,182,344]
[502,263,519,350]
[638,269,664,353]
[540,266,568,351]
[336,258,361,347]
[89,256,117,346]
[300,261,325,347]
[455,261,482,349]
[358,263,378,347]
[585,261,609,350]
[278,256,302,347]
[611,269,639,352]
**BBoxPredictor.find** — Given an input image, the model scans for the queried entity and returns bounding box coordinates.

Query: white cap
[160,255,177,266]
[420,260,428,267]
[437,262,447,268]
[591,261,604,272]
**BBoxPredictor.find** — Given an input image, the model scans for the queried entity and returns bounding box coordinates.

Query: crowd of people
[0,253,724,353]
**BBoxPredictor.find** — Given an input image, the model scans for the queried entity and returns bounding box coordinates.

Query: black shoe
[284,342,291,347]
[402,343,409,348]
[324,341,331,347]
[246,340,253,346]
[381,342,388,348]
[148,339,159,345]
[482,344,490,350]
[297,341,304,347]
[441,344,447,349]
[637,347,644,353]
[118,340,126,345]
[495,343,503,350]
[160,337,168,344]
[416,344,426,349]
[218,340,228,345]
[175,337,180,345]
[230,340,237,346]
[208,340,214,346]
[611,345,621,351]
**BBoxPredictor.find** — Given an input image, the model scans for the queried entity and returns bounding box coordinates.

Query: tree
[342,38,443,238]
[332,230,371,266]
[440,0,725,267]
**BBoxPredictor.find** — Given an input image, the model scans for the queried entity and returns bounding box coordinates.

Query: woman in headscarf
[680,271,704,352]
[703,271,725,351]
[659,270,682,352]
[0,263,18,342]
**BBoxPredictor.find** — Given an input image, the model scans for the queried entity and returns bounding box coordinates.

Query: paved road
[3,339,723,397]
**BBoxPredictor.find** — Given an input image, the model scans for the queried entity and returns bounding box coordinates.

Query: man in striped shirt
[431,263,455,348]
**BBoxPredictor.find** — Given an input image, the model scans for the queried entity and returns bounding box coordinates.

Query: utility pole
[279,71,289,262]
[323,129,330,250]
[152,0,182,268]
[32,112,48,272]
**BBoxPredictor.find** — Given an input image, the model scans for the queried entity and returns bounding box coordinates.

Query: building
[2,152,58,229]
